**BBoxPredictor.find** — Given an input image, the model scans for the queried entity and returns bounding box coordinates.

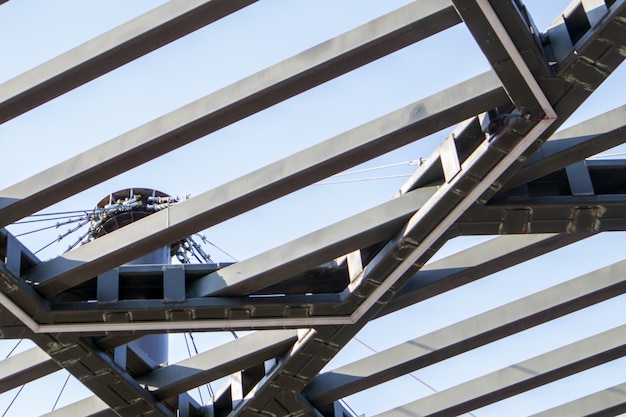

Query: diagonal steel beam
[506,104,626,191]
[528,382,626,417]
[26,70,506,298]
[43,330,299,416]
[0,346,59,394]
[373,323,626,417]
[0,0,462,229]
[137,330,298,400]
[188,187,437,297]
[41,396,113,417]
[0,0,258,124]
[379,232,589,316]
[306,257,626,406]
[33,334,174,417]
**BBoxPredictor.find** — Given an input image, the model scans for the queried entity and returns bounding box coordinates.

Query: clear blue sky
[1,1,625,416]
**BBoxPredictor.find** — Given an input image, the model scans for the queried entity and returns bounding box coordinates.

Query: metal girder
[374,323,626,417]
[0,0,257,124]
[477,0,626,204]
[32,334,174,417]
[41,396,113,417]
[305,257,626,406]
[46,330,298,416]
[0,346,58,394]
[453,0,550,114]
[528,382,626,417]
[227,98,554,417]
[459,161,626,235]
[223,2,626,414]
[26,70,507,298]
[187,187,436,298]
[0,0,462,229]
[379,232,589,316]
[137,330,298,400]
[507,104,626,190]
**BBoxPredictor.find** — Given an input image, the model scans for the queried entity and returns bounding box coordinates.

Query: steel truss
[1,0,625,416]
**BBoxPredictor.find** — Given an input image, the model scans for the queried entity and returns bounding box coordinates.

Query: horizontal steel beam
[27,70,506,298]
[0,0,257,124]
[306,257,626,406]
[374,323,626,417]
[0,0,462,228]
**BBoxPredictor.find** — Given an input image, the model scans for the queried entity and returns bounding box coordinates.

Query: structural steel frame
[1,0,626,416]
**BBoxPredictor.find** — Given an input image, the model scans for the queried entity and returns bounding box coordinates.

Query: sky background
[1,0,626,416]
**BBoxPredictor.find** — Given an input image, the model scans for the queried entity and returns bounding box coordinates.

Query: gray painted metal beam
[528,382,626,417]
[188,187,437,297]
[0,0,462,229]
[0,347,59,394]
[507,104,626,191]
[452,0,546,114]
[137,330,297,400]
[306,257,626,406]
[374,323,626,417]
[0,0,257,124]
[379,232,589,317]
[27,70,506,298]
[228,102,553,416]
[46,330,298,416]
[33,334,174,417]
[476,0,626,205]
[41,396,112,417]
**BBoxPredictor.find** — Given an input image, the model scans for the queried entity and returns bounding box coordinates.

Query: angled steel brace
[0,0,462,228]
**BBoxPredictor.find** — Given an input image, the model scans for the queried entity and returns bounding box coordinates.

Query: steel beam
[0,0,257,124]
[528,382,626,417]
[137,330,297,400]
[27,70,506,298]
[0,346,59,394]
[41,396,112,417]
[0,0,462,228]
[33,334,174,417]
[373,323,626,417]
[379,232,589,316]
[46,330,298,416]
[306,257,626,406]
[188,187,437,297]
[479,0,626,204]
[453,0,549,114]
[507,104,626,190]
